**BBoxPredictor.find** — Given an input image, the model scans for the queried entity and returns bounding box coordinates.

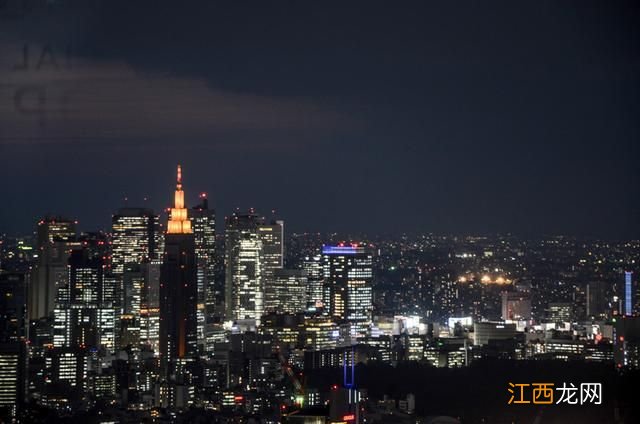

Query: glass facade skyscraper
[190,194,216,350]
[224,212,263,324]
[111,208,161,276]
[322,245,373,338]
[264,269,307,314]
[30,217,77,320]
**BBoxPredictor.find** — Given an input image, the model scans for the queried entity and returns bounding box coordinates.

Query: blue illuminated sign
[322,245,358,255]
[625,271,633,316]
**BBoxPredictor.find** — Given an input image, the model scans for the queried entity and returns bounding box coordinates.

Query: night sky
[1,0,639,238]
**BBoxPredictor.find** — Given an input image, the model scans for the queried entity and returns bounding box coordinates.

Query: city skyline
[0,166,638,422]
[2,162,638,241]
[1,1,639,423]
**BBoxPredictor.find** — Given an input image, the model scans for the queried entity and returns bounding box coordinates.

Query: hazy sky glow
[1,1,638,237]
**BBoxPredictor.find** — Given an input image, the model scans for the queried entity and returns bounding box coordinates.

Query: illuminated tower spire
[167,165,192,234]
[160,165,198,369]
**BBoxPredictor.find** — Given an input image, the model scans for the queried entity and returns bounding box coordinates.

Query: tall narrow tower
[190,194,216,349]
[224,211,263,324]
[30,217,77,320]
[160,165,198,371]
[323,244,373,338]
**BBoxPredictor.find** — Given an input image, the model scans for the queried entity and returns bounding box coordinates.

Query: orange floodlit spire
[167,164,192,234]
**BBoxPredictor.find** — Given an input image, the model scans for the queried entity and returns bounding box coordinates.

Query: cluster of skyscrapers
[0,166,376,422]
[0,167,638,423]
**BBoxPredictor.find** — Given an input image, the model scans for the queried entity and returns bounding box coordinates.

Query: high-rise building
[586,280,609,319]
[140,260,161,353]
[37,217,77,246]
[548,302,573,323]
[44,347,88,394]
[111,208,161,275]
[30,217,77,320]
[259,220,285,315]
[302,254,324,310]
[435,274,457,320]
[322,245,373,338]
[258,219,284,276]
[635,278,640,316]
[501,291,532,321]
[264,269,308,314]
[304,316,339,351]
[111,208,162,316]
[624,271,633,316]
[0,342,27,419]
[0,268,28,418]
[122,264,144,316]
[160,166,198,370]
[53,249,113,350]
[190,194,216,350]
[0,271,27,343]
[63,249,104,306]
[225,211,263,324]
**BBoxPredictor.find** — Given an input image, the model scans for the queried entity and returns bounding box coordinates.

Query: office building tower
[322,245,373,338]
[122,264,144,316]
[473,322,517,346]
[501,291,532,321]
[624,271,633,316]
[115,261,143,351]
[258,221,284,318]
[225,211,264,324]
[64,249,104,306]
[435,274,457,319]
[258,219,284,279]
[37,217,77,245]
[30,217,77,320]
[111,208,162,316]
[302,254,324,310]
[264,269,308,314]
[636,278,640,316]
[259,220,284,317]
[53,307,98,348]
[111,208,161,275]
[53,249,98,348]
[190,194,216,349]
[53,248,113,349]
[0,271,27,342]
[548,302,573,323]
[140,260,161,353]
[77,231,110,261]
[122,262,161,352]
[160,166,198,369]
[44,347,88,394]
[0,342,27,419]
[96,308,116,352]
[586,281,609,319]
[118,313,140,349]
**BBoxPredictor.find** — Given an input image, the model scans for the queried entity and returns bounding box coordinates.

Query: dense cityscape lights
[1,1,639,422]
[0,166,639,423]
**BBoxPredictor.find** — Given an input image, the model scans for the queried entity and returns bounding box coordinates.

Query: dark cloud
[0,0,639,238]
